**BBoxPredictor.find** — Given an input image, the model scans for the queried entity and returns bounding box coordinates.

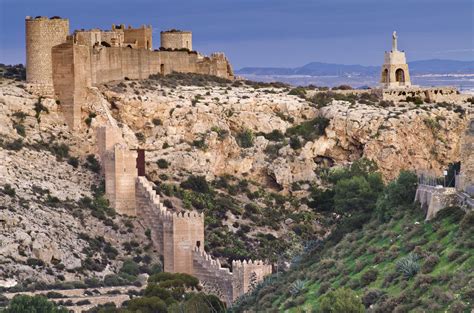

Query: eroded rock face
[99,81,469,189]
[0,78,469,284]
[0,81,151,284]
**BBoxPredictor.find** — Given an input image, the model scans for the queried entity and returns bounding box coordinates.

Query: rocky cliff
[0,75,470,287]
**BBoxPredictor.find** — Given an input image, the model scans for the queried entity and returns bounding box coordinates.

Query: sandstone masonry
[25,16,234,129]
[97,125,271,306]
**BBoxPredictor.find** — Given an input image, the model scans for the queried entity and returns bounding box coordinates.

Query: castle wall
[26,17,70,85]
[112,144,137,216]
[381,86,469,103]
[160,31,192,50]
[170,212,205,274]
[232,260,272,298]
[97,126,121,162]
[88,47,232,85]
[135,176,166,254]
[124,26,153,50]
[193,248,234,305]
[51,42,90,129]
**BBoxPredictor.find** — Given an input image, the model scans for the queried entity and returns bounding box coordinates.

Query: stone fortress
[23,15,269,305]
[97,124,272,305]
[25,16,234,129]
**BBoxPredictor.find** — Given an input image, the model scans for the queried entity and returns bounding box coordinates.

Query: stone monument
[380,31,412,88]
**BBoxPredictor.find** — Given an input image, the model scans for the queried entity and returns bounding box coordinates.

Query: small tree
[4,295,68,313]
[319,288,365,313]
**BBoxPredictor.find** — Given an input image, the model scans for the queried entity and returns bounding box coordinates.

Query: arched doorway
[146,40,150,50]
[395,68,405,83]
[382,68,389,83]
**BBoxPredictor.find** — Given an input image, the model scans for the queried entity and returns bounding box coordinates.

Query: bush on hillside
[4,295,68,313]
[319,288,365,313]
[334,173,384,214]
[396,253,420,279]
[236,129,254,148]
[180,175,210,194]
[376,171,418,221]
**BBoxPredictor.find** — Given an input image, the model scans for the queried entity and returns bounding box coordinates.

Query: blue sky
[0,0,472,68]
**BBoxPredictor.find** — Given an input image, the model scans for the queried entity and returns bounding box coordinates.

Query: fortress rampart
[25,16,234,129]
[97,125,271,306]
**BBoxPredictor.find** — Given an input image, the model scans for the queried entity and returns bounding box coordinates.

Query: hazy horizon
[1,0,473,69]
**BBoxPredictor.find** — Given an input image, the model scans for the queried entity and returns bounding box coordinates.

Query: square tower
[380,31,411,88]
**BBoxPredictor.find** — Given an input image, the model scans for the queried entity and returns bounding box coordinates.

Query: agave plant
[289,279,307,297]
[396,253,420,279]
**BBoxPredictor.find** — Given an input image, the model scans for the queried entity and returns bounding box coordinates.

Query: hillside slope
[230,174,473,312]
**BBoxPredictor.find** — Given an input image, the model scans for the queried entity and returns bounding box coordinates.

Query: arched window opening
[395,68,405,83]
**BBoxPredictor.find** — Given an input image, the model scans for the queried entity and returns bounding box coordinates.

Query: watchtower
[25,16,69,84]
[380,31,411,88]
[160,30,192,50]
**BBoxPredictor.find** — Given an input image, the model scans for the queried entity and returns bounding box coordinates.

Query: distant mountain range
[237,59,474,76]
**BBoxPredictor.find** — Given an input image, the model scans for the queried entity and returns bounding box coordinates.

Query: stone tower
[160,30,192,50]
[25,16,69,84]
[380,31,411,88]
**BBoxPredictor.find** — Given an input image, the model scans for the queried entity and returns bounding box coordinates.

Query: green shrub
[26,258,44,267]
[289,136,302,150]
[376,171,417,221]
[33,98,49,120]
[421,254,439,273]
[152,118,162,126]
[135,132,145,142]
[319,288,365,313]
[361,289,385,308]
[361,268,379,286]
[288,87,307,98]
[264,129,285,141]
[180,175,210,194]
[5,139,24,151]
[85,154,101,173]
[236,129,254,148]
[289,280,307,297]
[2,184,16,197]
[13,123,26,137]
[285,116,330,142]
[334,173,383,214]
[85,112,96,127]
[120,259,140,276]
[67,157,79,168]
[127,297,167,313]
[157,159,169,169]
[4,295,68,313]
[396,253,420,279]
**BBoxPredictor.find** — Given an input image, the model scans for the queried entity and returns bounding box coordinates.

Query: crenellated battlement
[97,124,270,306]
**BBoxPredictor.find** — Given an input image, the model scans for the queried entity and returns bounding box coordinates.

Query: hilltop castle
[25,16,234,129]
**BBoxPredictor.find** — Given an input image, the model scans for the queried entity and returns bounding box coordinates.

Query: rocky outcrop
[99,80,469,188]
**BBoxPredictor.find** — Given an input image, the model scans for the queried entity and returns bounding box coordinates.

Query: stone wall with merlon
[232,259,272,299]
[193,247,234,305]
